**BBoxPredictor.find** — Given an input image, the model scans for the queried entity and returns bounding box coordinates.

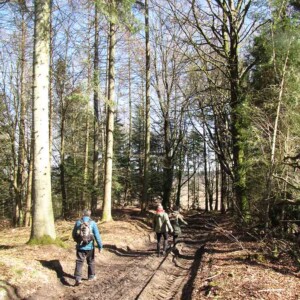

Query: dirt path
[58,213,210,300]
[1,210,300,300]
[135,215,208,300]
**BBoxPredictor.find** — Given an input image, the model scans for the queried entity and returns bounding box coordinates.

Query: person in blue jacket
[72,209,103,286]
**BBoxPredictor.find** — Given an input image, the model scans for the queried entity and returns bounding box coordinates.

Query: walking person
[153,204,173,257]
[169,207,188,246]
[72,209,103,286]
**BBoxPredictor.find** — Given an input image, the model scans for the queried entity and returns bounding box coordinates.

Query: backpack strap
[80,217,91,224]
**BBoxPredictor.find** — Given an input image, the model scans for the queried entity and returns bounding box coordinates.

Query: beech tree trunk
[30,0,56,240]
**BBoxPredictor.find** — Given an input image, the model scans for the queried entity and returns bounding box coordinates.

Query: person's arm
[178,215,188,225]
[165,214,173,232]
[72,221,80,241]
[92,222,103,251]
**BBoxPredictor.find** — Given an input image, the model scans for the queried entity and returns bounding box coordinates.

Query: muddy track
[62,213,211,300]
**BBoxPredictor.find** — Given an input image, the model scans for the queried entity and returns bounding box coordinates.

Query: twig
[207,219,251,255]
[205,272,222,281]
[258,289,284,293]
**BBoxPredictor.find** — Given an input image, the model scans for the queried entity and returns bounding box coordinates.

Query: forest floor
[0,208,300,300]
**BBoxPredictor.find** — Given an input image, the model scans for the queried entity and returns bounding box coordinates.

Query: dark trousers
[74,249,95,280]
[156,232,169,254]
[173,234,178,245]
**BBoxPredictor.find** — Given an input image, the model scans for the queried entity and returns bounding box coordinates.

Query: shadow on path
[0,245,16,250]
[104,244,154,257]
[39,260,73,286]
[180,245,205,300]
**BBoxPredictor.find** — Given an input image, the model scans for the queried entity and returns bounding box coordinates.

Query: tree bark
[24,154,33,227]
[220,167,227,213]
[142,0,151,211]
[49,0,53,161]
[215,162,219,211]
[227,0,250,219]
[203,127,209,212]
[102,20,116,222]
[124,38,132,204]
[92,2,100,214]
[15,9,27,226]
[59,98,67,217]
[175,142,185,208]
[30,0,56,240]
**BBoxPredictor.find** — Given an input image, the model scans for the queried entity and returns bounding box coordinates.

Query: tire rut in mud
[136,214,208,300]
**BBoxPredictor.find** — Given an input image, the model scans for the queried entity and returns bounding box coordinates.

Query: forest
[2,0,300,299]
[1,0,300,245]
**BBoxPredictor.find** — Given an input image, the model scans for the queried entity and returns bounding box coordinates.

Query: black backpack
[76,219,94,245]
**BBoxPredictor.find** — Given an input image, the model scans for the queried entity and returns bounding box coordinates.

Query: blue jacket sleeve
[92,221,103,249]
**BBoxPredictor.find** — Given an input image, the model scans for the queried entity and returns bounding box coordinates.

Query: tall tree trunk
[162,114,173,209]
[215,161,219,211]
[193,164,196,209]
[25,154,33,227]
[101,34,110,187]
[92,3,100,214]
[187,159,190,209]
[81,6,92,211]
[138,97,145,200]
[208,162,214,211]
[49,0,53,161]
[124,41,132,204]
[175,143,184,208]
[30,0,56,241]
[227,1,249,220]
[265,39,291,228]
[102,20,116,222]
[231,70,248,218]
[15,10,27,226]
[220,167,227,213]
[57,31,70,219]
[203,127,209,212]
[162,156,173,209]
[60,98,67,218]
[142,0,151,211]
[81,94,90,211]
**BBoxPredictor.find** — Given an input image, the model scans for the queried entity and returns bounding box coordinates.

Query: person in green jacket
[153,204,173,257]
[169,208,188,246]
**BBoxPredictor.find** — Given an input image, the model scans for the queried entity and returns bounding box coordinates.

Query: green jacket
[170,212,187,235]
[153,212,173,233]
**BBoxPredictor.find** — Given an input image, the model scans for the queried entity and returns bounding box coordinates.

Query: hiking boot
[88,276,97,281]
[75,279,82,286]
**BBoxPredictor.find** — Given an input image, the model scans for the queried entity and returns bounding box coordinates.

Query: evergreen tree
[247,0,300,225]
